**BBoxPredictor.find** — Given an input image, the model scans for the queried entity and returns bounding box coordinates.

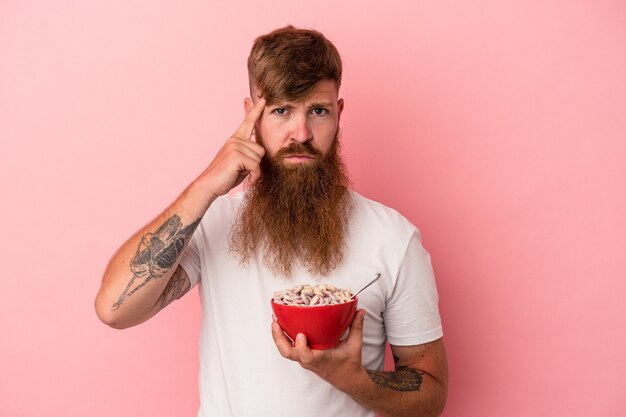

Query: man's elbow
[429,398,447,417]
[426,381,448,417]
[413,397,446,417]
[94,294,130,330]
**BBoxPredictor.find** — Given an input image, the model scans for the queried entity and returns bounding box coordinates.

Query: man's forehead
[268,99,336,108]
[254,80,339,105]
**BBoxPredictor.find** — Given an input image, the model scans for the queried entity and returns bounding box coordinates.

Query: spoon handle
[351,273,382,299]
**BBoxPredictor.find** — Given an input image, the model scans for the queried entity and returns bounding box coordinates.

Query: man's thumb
[347,309,366,343]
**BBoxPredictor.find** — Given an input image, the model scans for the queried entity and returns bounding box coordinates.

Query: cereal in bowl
[272,284,353,306]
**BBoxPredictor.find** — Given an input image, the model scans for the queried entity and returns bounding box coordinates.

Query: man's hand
[197,97,267,200]
[271,309,369,392]
[272,311,448,417]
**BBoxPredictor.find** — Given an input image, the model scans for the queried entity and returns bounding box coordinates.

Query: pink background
[1,1,625,416]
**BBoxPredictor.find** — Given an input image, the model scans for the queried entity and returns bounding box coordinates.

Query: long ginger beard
[229,136,352,278]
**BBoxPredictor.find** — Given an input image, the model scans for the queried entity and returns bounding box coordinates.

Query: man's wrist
[332,367,378,399]
[183,179,219,212]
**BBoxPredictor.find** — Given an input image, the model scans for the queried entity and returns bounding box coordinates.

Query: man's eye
[312,108,328,116]
[272,108,287,115]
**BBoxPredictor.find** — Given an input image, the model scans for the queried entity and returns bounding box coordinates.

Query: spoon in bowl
[350,273,381,300]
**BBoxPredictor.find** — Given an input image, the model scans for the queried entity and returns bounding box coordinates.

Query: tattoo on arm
[159,266,191,311]
[366,366,424,392]
[111,215,200,311]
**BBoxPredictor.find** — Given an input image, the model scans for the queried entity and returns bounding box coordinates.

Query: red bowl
[271,297,358,350]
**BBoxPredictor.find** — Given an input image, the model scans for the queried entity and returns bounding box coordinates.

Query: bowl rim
[271,296,358,309]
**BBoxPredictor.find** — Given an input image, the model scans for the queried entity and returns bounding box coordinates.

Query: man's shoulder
[199,192,243,227]
[211,191,244,211]
[349,190,416,235]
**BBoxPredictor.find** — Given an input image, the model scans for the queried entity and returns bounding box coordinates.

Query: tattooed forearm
[159,266,191,311]
[366,367,424,392]
[112,215,200,311]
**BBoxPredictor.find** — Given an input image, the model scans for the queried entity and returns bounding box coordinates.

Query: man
[96,26,448,417]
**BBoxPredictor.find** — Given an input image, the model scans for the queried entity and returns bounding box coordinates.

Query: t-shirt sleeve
[383,229,443,346]
[178,228,202,288]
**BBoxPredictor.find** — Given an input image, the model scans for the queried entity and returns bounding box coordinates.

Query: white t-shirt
[180,191,443,417]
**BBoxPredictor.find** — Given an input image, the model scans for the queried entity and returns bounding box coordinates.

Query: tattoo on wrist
[366,367,424,392]
[112,215,200,311]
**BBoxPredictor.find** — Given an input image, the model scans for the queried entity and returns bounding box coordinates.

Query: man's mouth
[283,154,316,162]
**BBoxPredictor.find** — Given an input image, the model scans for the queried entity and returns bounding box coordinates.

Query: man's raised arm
[95,98,266,329]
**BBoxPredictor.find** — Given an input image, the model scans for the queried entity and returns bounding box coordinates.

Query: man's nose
[289,114,313,143]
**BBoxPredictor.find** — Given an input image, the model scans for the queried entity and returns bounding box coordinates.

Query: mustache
[273,142,323,160]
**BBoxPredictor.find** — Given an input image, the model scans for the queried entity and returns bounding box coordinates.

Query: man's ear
[337,98,345,122]
[244,97,254,116]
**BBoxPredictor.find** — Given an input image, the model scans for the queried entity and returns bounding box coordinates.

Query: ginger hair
[247,25,342,104]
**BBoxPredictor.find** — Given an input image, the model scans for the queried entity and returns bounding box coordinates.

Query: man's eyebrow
[268,102,294,109]
[308,102,333,108]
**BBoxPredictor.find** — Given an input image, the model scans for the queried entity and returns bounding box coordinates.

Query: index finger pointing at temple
[236,97,266,140]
